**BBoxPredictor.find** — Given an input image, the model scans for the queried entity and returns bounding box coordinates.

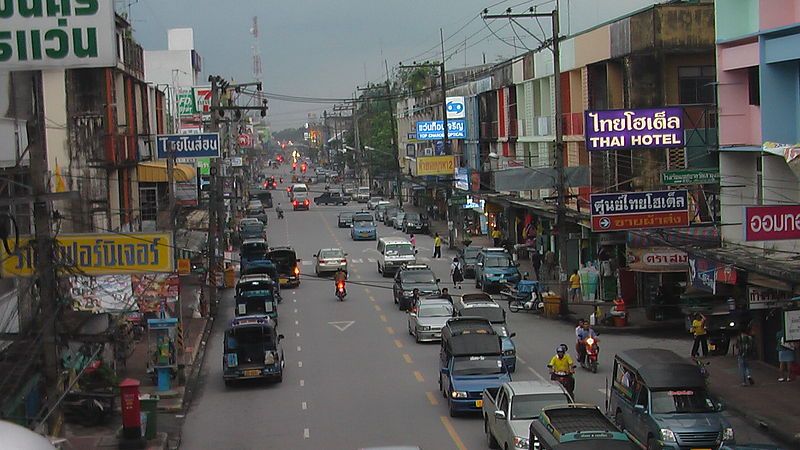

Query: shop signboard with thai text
[590,190,689,232]
[416,155,455,176]
[1,233,174,277]
[662,168,719,186]
[748,287,788,310]
[626,248,688,272]
[744,204,800,241]
[156,133,220,159]
[584,108,684,151]
[415,120,466,140]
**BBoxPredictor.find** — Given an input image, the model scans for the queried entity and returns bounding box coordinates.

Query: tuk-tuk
[235,278,278,321]
[223,316,284,386]
[266,247,301,288]
[240,265,282,303]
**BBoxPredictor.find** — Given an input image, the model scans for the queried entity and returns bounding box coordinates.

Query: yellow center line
[402,353,413,364]
[373,304,382,312]
[414,371,425,383]
[385,327,395,335]
[379,315,387,323]
[425,391,439,405]
[394,339,403,348]
[440,416,468,450]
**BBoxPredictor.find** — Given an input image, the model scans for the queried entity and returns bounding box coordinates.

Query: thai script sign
[416,120,466,140]
[0,0,116,70]
[662,168,719,186]
[744,204,800,241]
[784,309,800,342]
[748,287,788,310]
[689,257,717,294]
[1,233,175,277]
[626,247,688,272]
[584,108,684,151]
[590,190,689,232]
[156,133,220,159]
[416,155,455,176]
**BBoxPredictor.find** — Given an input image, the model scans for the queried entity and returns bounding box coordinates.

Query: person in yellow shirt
[690,312,708,357]
[491,227,503,247]
[569,269,581,302]
[548,344,576,396]
[433,233,442,259]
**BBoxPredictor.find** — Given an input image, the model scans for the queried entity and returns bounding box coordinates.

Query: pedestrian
[777,329,796,382]
[440,287,452,303]
[451,257,464,289]
[735,328,755,386]
[410,233,416,249]
[433,233,442,259]
[569,269,581,302]
[690,313,708,358]
[491,227,503,247]
[530,249,542,281]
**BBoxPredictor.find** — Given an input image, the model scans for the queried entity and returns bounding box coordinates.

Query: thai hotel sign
[584,108,684,151]
[590,190,689,232]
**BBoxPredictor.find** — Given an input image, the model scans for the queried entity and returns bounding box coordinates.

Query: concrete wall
[719,152,758,244]
[144,50,195,87]
[759,0,800,31]
[168,28,194,51]
[0,72,30,167]
[716,0,759,42]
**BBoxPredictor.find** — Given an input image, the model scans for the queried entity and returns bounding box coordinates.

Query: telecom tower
[250,16,266,124]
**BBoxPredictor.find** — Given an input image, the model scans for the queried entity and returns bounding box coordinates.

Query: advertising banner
[68,275,134,313]
[784,310,800,342]
[590,190,689,232]
[661,168,719,186]
[1,233,175,277]
[156,133,220,159]
[446,97,466,119]
[626,247,688,272]
[132,273,179,317]
[193,86,212,114]
[1,0,116,70]
[417,156,455,176]
[744,204,800,241]
[176,88,197,117]
[416,120,467,140]
[689,257,717,294]
[454,167,470,191]
[748,287,788,310]
[584,108,684,151]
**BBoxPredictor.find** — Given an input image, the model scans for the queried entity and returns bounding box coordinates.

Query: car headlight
[420,326,431,331]
[450,390,467,398]
[660,428,677,443]
[503,349,516,357]
[723,427,735,442]
[403,290,414,297]
[513,436,530,449]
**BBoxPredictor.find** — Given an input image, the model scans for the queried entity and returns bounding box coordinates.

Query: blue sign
[415,120,466,140]
[156,133,221,159]
[454,168,470,191]
[446,96,465,119]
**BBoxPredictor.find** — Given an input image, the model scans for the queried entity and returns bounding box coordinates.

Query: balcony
[119,35,144,79]
[562,112,584,136]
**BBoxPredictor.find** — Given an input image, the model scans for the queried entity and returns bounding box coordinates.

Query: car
[265,247,301,287]
[264,176,277,189]
[474,248,522,292]
[351,212,377,241]
[356,187,371,203]
[392,264,441,311]
[401,212,428,234]
[239,221,265,241]
[367,197,385,210]
[373,201,392,221]
[314,248,348,276]
[314,192,348,206]
[337,211,354,228]
[407,298,453,343]
[457,246,482,278]
[392,212,406,230]
[453,294,517,372]
[383,207,400,226]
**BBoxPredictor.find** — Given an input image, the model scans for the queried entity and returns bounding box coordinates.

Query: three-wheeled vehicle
[223,315,285,386]
[266,247,301,288]
[240,266,282,303]
[235,278,278,322]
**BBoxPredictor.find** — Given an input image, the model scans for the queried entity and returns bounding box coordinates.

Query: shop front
[624,246,688,315]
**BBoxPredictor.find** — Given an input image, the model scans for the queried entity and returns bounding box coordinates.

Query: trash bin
[613,315,628,327]
[139,395,159,440]
[224,266,236,288]
[543,294,561,319]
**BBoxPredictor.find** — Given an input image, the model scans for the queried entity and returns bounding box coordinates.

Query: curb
[712,388,799,448]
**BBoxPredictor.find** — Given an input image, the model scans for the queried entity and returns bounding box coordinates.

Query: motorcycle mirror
[509,332,516,338]
[278,334,285,340]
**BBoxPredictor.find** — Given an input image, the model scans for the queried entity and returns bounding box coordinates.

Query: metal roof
[616,349,705,389]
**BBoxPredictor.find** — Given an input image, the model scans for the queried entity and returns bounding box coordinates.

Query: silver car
[407,298,453,343]
[314,248,348,276]
[392,212,406,230]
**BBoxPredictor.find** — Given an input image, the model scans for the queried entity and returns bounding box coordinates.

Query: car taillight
[272,182,277,188]
[294,266,300,275]
[293,200,298,206]
[340,259,347,263]
[304,199,309,205]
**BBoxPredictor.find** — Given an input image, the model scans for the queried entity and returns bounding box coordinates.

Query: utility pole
[384,59,402,208]
[483,6,566,279]
[205,76,221,315]
[440,28,449,156]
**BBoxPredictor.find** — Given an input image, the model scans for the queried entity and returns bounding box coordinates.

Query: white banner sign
[748,287,788,310]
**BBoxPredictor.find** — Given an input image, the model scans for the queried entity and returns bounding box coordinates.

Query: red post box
[119,378,142,439]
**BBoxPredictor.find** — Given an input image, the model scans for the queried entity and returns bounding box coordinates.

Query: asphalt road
[181,173,778,449]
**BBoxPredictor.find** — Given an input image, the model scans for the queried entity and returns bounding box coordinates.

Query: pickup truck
[529,404,635,450]
[483,381,572,450]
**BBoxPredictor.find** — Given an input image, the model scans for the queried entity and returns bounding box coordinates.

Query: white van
[291,183,308,199]
[377,237,416,277]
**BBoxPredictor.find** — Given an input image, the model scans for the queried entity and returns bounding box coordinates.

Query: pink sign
[745,205,800,241]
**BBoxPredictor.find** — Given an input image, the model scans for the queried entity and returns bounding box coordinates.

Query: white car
[314,248,348,276]
[367,197,384,210]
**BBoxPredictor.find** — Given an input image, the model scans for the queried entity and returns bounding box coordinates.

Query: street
[181,178,777,450]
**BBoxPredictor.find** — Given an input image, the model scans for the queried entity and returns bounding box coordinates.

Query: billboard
[584,108,684,151]
[744,204,800,241]
[1,233,175,277]
[416,120,466,140]
[156,133,220,159]
[1,0,116,70]
[417,156,455,176]
[193,86,212,114]
[626,247,688,272]
[176,88,197,117]
[590,190,689,232]
[446,96,466,119]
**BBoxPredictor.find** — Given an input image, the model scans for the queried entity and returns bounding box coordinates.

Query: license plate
[475,400,483,407]
[244,369,261,377]
[709,344,716,350]
[279,278,288,284]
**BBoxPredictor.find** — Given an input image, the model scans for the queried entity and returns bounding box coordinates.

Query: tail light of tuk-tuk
[294,266,300,276]
[265,351,277,365]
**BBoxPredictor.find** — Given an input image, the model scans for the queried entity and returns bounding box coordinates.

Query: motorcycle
[500,280,543,314]
[277,208,284,219]
[551,371,575,400]
[580,337,599,373]
[335,281,347,301]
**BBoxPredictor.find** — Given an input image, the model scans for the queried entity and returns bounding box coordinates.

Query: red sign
[591,211,689,232]
[745,204,800,241]
[237,133,253,148]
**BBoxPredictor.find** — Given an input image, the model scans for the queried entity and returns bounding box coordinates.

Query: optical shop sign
[584,108,684,151]
[1,0,117,70]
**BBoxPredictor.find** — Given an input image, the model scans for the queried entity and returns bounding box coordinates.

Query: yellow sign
[1,233,175,277]
[177,258,191,275]
[416,155,455,176]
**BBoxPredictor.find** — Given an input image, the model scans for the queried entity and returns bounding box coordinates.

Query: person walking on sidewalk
[530,249,541,281]
[777,329,796,382]
[451,257,463,289]
[569,269,581,302]
[433,233,442,259]
[491,227,503,247]
[735,328,755,386]
[691,313,708,358]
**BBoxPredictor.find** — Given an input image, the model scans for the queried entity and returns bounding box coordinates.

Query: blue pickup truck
[439,317,511,417]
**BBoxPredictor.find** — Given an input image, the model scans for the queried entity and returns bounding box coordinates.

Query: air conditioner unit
[537,117,549,136]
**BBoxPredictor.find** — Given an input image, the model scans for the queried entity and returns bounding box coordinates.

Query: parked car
[337,211,354,228]
[374,201,392,221]
[367,197,384,210]
[265,247,301,288]
[402,212,428,234]
[356,187,371,203]
[383,207,400,226]
[314,248,348,276]
[314,192,348,206]
[475,248,522,293]
[457,246,482,278]
[407,298,453,343]
[392,212,406,230]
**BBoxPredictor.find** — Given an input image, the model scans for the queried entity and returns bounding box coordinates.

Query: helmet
[556,344,568,354]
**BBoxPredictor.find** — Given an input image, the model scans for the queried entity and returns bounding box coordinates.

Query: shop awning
[137,161,196,183]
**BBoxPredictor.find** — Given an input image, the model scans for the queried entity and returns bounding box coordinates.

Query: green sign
[448,195,467,206]
[661,168,719,185]
[197,158,211,176]
[176,89,197,117]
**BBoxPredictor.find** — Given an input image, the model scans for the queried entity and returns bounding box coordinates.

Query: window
[678,66,715,104]
[140,187,157,221]
[748,66,760,106]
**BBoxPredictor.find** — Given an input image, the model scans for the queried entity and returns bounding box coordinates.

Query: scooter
[581,337,599,373]
[277,208,284,219]
[336,281,347,301]
[551,371,575,400]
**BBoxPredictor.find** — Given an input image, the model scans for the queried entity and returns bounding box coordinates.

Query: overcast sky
[129,0,663,131]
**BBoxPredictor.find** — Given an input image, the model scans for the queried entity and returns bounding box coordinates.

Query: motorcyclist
[276,203,284,219]
[333,268,347,296]
[576,321,599,366]
[548,344,576,395]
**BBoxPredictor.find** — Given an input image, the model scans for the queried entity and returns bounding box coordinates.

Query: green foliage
[398,64,438,93]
